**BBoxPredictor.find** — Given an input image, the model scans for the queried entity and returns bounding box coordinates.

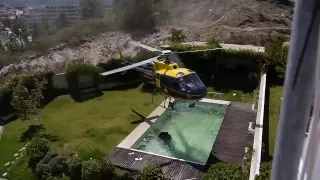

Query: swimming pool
[131,101,228,165]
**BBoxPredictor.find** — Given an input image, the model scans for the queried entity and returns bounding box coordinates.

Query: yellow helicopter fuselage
[150,60,207,100]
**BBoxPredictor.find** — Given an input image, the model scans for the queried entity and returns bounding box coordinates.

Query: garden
[0,30,288,179]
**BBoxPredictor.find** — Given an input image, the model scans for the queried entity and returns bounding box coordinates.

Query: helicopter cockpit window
[181,73,205,89]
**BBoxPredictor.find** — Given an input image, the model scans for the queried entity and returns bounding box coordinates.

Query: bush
[27,137,50,169]
[265,42,289,78]
[82,159,102,180]
[168,28,186,43]
[47,174,70,180]
[206,36,221,48]
[36,150,68,179]
[255,162,272,180]
[117,172,137,180]
[67,155,83,180]
[48,155,69,176]
[141,165,166,180]
[40,150,58,164]
[203,163,247,180]
[66,62,100,92]
[100,158,116,179]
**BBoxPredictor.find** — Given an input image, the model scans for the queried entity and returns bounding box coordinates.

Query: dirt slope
[0,0,293,85]
[160,0,292,44]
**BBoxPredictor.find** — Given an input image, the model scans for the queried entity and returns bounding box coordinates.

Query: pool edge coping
[117,98,231,152]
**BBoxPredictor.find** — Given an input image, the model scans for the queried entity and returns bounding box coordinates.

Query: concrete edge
[117,100,167,149]
[249,74,267,180]
[117,98,230,149]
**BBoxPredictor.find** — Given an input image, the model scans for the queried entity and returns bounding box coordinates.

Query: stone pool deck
[108,99,256,180]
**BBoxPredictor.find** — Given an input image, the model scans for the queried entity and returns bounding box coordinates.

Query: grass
[0,85,257,179]
[268,86,283,157]
[206,87,255,104]
[0,88,163,179]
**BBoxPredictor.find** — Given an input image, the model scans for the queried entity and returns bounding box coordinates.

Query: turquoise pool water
[131,101,228,165]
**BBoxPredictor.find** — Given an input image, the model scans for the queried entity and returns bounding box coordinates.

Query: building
[44,4,80,26]
[22,4,80,28]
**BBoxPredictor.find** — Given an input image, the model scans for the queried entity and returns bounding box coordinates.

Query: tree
[11,78,36,120]
[79,0,104,19]
[114,0,156,32]
[30,77,48,121]
[10,76,48,121]
[56,13,68,30]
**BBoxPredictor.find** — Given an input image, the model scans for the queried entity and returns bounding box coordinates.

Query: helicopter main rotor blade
[176,48,224,54]
[129,41,162,53]
[101,56,159,76]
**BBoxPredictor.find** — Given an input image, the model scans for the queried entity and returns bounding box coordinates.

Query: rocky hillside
[0,0,293,85]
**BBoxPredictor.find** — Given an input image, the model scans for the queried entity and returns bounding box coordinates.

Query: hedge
[66,62,101,92]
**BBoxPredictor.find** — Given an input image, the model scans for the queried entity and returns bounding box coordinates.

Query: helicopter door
[156,74,161,88]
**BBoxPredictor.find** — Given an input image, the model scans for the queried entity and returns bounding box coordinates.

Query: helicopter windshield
[179,73,205,89]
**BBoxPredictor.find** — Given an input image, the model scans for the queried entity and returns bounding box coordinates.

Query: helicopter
[101,41,223,106]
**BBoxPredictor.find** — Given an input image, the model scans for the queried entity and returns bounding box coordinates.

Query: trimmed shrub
[66,62,100,92]
[27,137,50,169]
[141,165,166,180]
[67,155,83,180]
[81,159,102,180]
[203,163,247,180]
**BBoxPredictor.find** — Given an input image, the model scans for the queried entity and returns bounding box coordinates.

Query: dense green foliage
[141,165,167,180]
[255,162,272,180]
[100,158,117,179]
[265,42,289,78]
[27,137,50,169]
[168,28,187,43]
[206,36,222,48]
[67,155,83,180]
[203,163,247,180]
[10,76,47,121]
[66,62,100,91]
[81,159,102,180]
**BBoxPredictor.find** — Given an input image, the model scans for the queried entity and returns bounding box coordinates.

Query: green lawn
[268,86,284,157]
[0,85,256,179]
[0,88,163,179]
[206,87,255,104]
